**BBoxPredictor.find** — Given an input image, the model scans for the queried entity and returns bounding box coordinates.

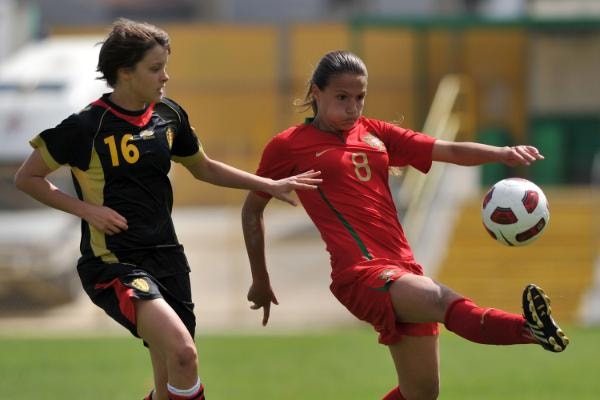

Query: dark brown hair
[97,18,171,88]
[296,50,368,115]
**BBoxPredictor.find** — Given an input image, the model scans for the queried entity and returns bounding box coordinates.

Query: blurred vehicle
[0,36,108,310]
[0,35,108,163]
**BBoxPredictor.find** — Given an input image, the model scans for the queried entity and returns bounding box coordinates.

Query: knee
[171,341,198,370]
[438,284,463,319]
[402,380,439,400]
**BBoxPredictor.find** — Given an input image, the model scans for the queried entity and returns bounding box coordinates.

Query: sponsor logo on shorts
[131,277,150,293]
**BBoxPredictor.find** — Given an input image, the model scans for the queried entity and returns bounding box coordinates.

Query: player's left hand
[267,170,322,206]
[502,145,544,167]
[247,281,279,326]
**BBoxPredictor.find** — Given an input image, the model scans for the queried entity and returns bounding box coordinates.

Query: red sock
[444,298,533,345]
[382,386,406,400]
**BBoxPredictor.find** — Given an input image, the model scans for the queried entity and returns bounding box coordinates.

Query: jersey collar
[93,94,155,127]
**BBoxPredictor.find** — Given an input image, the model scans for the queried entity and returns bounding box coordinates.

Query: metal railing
[393,74,476,245]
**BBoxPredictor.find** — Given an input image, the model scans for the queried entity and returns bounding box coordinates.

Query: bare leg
[148,345,169,400]
[384,275,449,399]
[389,273,532,345]
[388,274,461,323]
[388,335,440,400]
[136,298,198,392]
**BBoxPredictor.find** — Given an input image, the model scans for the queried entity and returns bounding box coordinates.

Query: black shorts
[77,249,195,340]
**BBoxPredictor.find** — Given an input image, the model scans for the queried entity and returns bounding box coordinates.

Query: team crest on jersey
[378,270,396,283]
[131,278,150,293]
[166,127,174,149]
[362,133,385,151]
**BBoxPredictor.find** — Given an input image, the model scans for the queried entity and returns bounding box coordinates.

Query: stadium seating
[436,186,597,324]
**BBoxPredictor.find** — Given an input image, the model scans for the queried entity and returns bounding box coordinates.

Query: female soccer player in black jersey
[14,18,320,400]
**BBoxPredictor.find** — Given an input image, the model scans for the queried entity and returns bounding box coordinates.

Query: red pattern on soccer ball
[521,190,539,214]
[490,207,518,224]
[482,187,494,209]
[515,217,546,242]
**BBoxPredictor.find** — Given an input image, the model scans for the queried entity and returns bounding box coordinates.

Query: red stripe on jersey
[92,99,155,127]
[95,278,136,324]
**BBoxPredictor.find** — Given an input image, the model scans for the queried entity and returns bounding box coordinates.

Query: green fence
[530,116,600,185]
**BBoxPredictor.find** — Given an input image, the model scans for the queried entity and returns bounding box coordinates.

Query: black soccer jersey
[31,94,202,266]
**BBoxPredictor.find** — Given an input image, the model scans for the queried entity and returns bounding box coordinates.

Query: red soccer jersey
[256,116,436,275]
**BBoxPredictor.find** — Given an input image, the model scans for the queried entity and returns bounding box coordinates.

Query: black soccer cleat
[522,284,570,352]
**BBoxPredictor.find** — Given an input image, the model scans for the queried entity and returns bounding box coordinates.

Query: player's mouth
[342,118,357,127]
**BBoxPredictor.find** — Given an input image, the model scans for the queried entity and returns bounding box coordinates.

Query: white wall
[0,0,16,61]
[530,0,600,17]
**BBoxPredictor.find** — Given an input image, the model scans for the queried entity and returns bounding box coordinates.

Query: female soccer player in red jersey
[241,50,569,400]
[14,19,320,400]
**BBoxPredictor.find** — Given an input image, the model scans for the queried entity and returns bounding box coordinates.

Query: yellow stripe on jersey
[29,136,61,170]
[171,145,203,167]
[72,147,118,263]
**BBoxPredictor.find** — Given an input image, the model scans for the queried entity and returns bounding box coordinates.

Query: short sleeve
[164,99,202,166]
[254,134,295,198]
[368,119,436,173]
[30,114,88,170]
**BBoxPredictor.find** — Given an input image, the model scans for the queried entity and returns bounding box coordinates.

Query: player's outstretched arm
[185,149,321,205]
[432,140,544,167]
[242,192,278,326]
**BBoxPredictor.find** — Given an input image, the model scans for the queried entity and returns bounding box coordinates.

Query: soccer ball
[481,178,549,246]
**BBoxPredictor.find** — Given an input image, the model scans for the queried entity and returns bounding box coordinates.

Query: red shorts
[330,258,439,345]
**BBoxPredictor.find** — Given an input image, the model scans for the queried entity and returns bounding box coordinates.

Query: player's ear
[116,66,133,84]
[310,83,321,102]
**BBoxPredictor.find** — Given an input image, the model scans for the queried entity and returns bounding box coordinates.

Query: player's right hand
[83,204,128,235]
[247,281,279,326]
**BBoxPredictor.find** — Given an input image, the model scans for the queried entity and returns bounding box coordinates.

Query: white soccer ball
[481,178,550,246]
